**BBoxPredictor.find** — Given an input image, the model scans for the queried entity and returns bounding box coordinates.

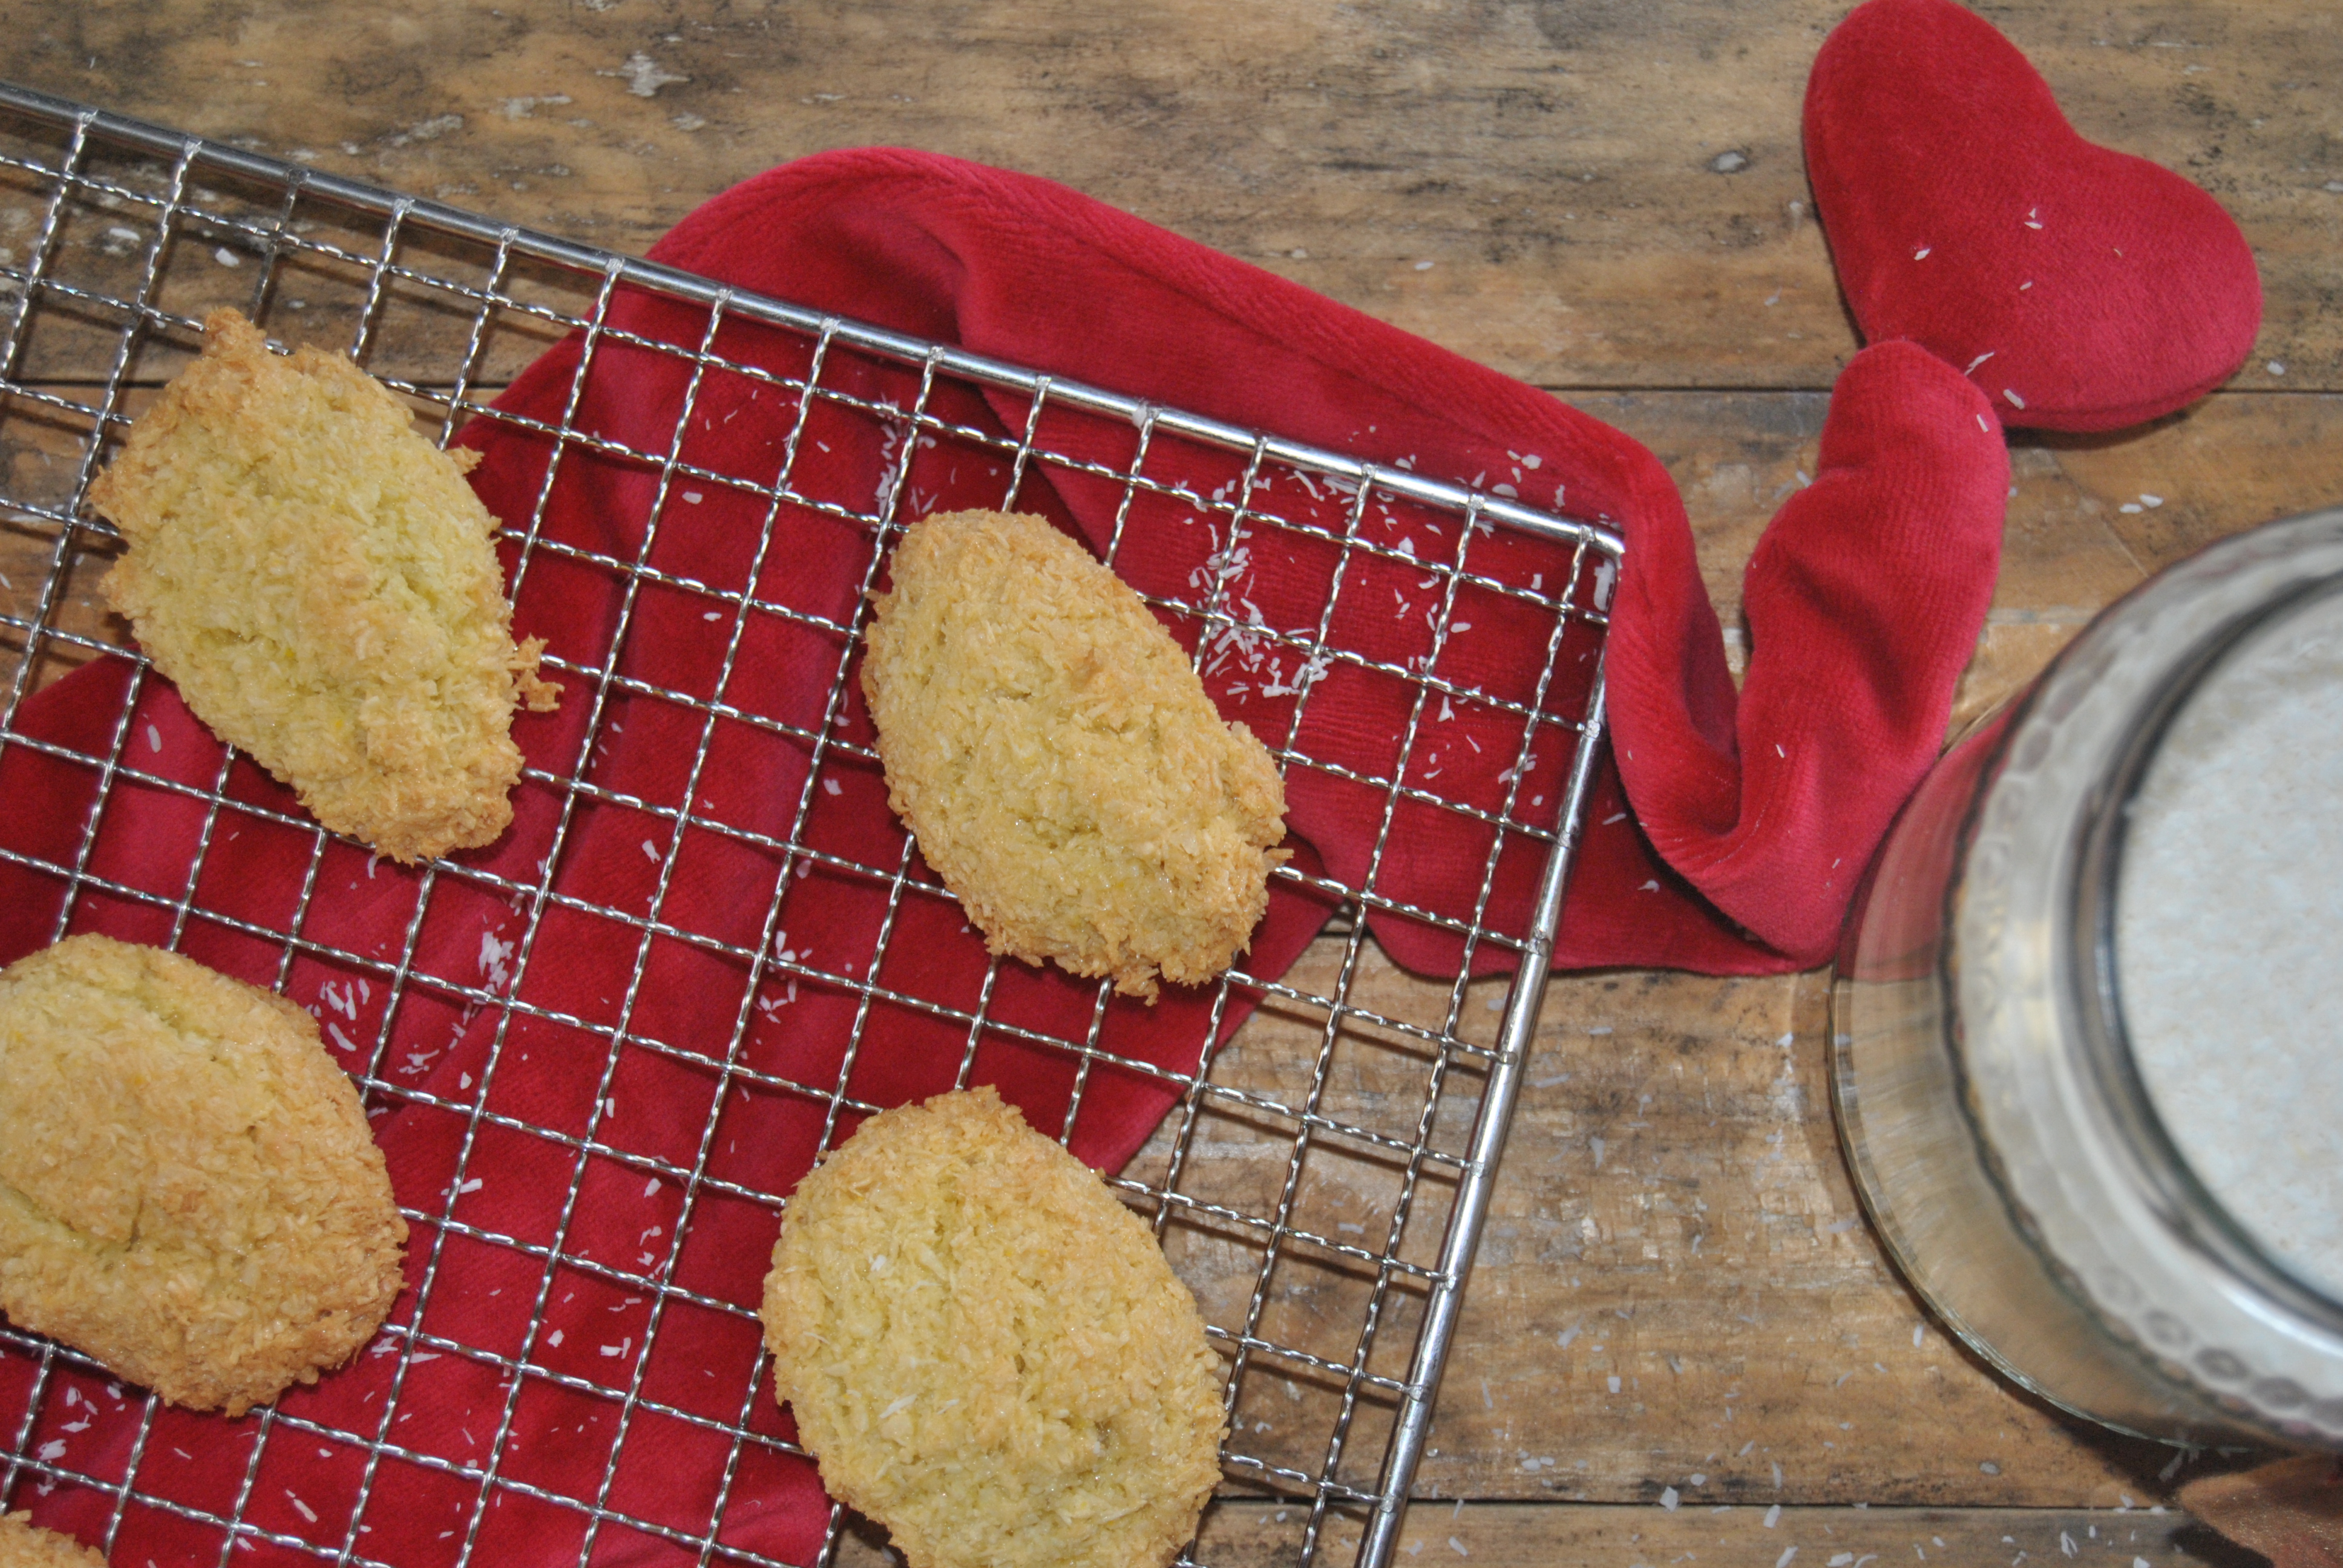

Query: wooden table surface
[5,2,2338,1564]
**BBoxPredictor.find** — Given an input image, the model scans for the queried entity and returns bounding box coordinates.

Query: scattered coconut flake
[2003,389,2027,410]
[477,929,516,991]
[1965,350,1996,374]
[1661,1488,1681,1511]
[1913,246,1932,260]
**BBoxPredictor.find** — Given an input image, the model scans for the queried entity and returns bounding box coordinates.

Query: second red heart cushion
[1803,0,2261,433]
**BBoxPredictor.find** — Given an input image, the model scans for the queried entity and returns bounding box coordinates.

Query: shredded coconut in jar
[2117,585,2343,1299]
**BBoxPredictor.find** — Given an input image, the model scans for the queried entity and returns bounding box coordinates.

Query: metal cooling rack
[0,82,1621,1568]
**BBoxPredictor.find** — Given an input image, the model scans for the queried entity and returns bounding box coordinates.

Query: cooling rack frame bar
[0,77,1625,1568]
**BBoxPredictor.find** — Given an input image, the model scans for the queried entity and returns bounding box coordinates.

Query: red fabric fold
[0,149,2008,1563]
[1608,339,2007,961]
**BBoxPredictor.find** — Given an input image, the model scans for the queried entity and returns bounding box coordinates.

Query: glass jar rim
[1951,504,2343,1442]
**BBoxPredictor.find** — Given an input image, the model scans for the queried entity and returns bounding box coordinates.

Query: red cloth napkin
[0,150,2004,1563]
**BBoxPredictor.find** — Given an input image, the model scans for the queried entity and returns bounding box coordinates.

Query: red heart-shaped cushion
[1803,0,2261,433]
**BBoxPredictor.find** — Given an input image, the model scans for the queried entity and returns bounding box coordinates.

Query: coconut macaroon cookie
[860,509,1288,999]
[88,309,559,865]
[0,935,407,1416]
[0,1511,106,1567]
[761,1086,1225,1568]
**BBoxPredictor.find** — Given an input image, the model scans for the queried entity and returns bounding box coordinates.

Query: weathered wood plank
[1185,1499,2256,1568]
[0,1,2331,391]
[827,1498,2258,1568]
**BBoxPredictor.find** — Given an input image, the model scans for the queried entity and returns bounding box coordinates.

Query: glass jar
[1831,505,2343,1450]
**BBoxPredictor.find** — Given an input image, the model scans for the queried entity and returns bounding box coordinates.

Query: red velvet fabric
[1804,0,2262,432]
[0,150,2008,1563]
[1607,339,2006,962]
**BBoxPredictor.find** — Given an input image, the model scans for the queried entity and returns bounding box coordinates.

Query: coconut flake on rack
[477,926,517,991]
[1260,648,1331,699]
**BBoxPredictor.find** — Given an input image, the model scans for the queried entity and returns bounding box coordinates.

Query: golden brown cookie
[0,1512,105,1567]
[0,1511,105,1568]
[0,935,408,1416]
[761,1086,1225,1568]
[88,309,559,864]
[860,509,1287,999]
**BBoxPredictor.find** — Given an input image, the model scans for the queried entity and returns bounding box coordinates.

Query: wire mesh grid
[0,84,1620,1568]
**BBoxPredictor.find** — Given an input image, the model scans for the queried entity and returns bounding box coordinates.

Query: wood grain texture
[1,1,2335,390]
[830,1495,2265,1567]
[1,1,2337,1561]
[1180,1497,2261,1568]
